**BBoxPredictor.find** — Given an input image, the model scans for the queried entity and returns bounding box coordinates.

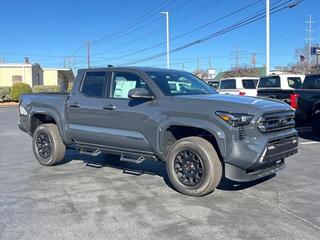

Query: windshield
[146,71,217,96]
[258,76,280,88]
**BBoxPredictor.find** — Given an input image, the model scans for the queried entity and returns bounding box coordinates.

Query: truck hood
[174,94,292,114]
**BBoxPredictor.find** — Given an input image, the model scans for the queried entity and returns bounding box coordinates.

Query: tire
[166,136,222,197]
[32,123,66,166]
[312,113,320,136]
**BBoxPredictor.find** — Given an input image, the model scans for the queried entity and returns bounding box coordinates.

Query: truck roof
[77,66,185,73]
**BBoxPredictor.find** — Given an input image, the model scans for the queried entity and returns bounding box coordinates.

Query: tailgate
[257,89,294,104]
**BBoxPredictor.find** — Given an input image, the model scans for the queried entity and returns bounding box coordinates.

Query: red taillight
[290,93,299,109]
[239,91,246,96]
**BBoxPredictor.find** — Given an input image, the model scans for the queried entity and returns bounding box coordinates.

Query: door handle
[70,102,80,108]
[103,104,116,110]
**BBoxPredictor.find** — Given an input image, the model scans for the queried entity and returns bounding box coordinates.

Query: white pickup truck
[218,77,259,97]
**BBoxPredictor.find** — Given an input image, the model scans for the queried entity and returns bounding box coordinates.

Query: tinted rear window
[302,75,320,89]
[220,79,236,89]
[258,76,280,88]
[287,77,302,89]
[81,71,107,98]
[242,79,257,89]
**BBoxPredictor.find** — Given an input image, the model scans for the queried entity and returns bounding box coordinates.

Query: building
[0,60,43,87]
[43,68,75,91]
[0,58,74,91]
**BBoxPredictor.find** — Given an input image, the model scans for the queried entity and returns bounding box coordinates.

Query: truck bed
[257,88,295,104]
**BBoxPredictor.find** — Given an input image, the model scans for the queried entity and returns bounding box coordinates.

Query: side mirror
[128,88,154,100]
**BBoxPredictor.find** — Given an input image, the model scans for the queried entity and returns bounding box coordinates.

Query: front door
[101,71,159,154]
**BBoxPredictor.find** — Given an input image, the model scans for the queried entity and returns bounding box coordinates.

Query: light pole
[266,0,270,76]
[160,11,170,69]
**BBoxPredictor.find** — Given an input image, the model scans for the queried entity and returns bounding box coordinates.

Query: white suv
[218,77,259,97]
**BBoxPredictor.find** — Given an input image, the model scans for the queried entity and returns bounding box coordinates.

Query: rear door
[218,79,238,95]
[67,70,113,146]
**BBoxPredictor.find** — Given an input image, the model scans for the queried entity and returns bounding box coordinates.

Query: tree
[221,67,261,78]
[193,69,209,79]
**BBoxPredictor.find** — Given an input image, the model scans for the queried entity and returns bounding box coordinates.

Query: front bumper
[225,159,285,182]
[224,128,298,182]
[18,118,28,133]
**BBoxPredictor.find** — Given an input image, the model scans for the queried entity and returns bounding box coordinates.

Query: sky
[0,0,319,72]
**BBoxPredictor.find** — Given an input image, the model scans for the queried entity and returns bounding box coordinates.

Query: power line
[91,0,170,44]
[120,0,303,66]
[92,0,264,63]
[91,0,193,57]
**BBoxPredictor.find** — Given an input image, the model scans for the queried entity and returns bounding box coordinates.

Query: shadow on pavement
[60,149,275,193]
[217,173,275,191]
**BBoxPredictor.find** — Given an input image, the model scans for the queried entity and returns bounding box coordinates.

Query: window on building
[12,75,22,84]
[81,71,107,98]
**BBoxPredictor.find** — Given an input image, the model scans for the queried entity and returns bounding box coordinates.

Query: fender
[29,107,73,145]
[156,117,227,159]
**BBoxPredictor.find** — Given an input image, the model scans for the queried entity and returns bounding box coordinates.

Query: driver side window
[111,72,148,99]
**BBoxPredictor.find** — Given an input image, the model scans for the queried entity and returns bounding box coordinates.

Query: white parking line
[300,141,320,145]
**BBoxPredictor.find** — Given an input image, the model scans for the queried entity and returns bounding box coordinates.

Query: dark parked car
[257,74,320,135]
[18,67,298,196]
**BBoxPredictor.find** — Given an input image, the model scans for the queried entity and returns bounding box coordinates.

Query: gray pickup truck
[18,67,298,196]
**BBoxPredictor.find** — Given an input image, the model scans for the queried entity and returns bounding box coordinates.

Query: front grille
[258,110,295,133]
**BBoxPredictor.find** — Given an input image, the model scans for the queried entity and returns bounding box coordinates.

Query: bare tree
[221,67,261,78]
[193,69,209,79]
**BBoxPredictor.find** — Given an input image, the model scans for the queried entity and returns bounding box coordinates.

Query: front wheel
[166,137,222,197]
[32,124,66,166]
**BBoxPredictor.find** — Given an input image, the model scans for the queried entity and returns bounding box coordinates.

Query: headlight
[19,104,28,116]
[215,111,253,127]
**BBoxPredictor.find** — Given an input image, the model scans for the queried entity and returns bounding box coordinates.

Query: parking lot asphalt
[0,106,320,240]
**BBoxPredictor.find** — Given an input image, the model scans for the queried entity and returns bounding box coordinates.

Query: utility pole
[160,12,170,69]
[305,15,315,64]
[235,46,239,68]
[208,57,212,69]
[86,41,91,68]
[230,46,241,69]
[197,56,200,72]
[252,53,256,68]
[266,0,270,75]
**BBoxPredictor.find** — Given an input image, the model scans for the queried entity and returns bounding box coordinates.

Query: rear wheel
[32,124,66,166]
[166,137,222,197]
[312,112,320,136]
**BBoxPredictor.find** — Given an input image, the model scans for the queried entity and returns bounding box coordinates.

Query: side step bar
[80,148,102,157]
[120,153,145,164]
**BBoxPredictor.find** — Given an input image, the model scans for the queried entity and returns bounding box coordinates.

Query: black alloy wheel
[36,132,52,159]
[174,149,204,187]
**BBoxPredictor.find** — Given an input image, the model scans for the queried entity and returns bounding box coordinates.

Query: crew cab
[18,67,298,196]
[218,77,259,96]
